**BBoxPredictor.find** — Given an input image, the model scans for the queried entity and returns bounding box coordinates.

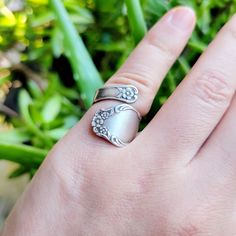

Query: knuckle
[110,69,156,99]
[193,70,234,108]
[109,69,156,115]
[145,33,178,60]
[112,70,154,92]
[174,224,202,236]
[175,224,201,236]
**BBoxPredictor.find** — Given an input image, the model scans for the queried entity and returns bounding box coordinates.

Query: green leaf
[42,94,61,123]
[178,56,190,74]
[30,11,54,27]
[28,0,48,5]
[8,165,29,178]
[0,142,47,166]
[18,89,35,126]
[27,80,43,98]
[188,40,207,53]
[143,0,170,24]
[166,71,176,93]
[51,27,64,58]
[63,115,78,129]
[19,89,53,147]
[46,128,68,140]
[0,128,31,143]
[29,104,43,124]
[0,71,11,86]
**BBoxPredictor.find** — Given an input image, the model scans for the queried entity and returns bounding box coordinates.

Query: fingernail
[169,7,195,30]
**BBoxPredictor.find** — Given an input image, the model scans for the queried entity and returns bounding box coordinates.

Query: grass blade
[125,0,147,44]
[49,0,103,108]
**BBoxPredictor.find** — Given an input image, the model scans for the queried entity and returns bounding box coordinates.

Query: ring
[93,84,138,104]
[91,104,141,147]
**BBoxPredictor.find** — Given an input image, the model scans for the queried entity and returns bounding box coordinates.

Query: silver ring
[93,85,138,104]
[91,104,141,147]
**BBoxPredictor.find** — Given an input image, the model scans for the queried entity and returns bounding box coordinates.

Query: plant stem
[0,142,47,166]
[49,0,103,108]
[125,0,147,44]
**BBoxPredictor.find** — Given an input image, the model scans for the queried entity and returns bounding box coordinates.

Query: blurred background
[0,0,236,231]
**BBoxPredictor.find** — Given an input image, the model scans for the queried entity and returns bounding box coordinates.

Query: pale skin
[2,6,236,235]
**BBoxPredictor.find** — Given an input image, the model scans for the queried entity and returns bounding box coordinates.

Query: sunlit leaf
[19,89,53,147]
[30,11,54,27]
[0,6,16,27]
[27,80,43,98]
[27,0,48,5]
[42,94,61,123]
[46,127,68,140]
[0,128,31,143]
[8,165,29,178]
[0,141,47,165]
[51,27,64,58]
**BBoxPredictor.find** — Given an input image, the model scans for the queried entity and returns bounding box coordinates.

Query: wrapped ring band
[91,104,141,147]
[93,85,138,104]
[92,84,140,147]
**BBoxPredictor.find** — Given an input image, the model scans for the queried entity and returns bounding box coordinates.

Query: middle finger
[139,14,236,166]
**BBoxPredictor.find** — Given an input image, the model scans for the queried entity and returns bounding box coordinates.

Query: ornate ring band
[93,85,138,104]
[91,104,141,147]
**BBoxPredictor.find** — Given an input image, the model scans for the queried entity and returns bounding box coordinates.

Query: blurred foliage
[0,0,236,178]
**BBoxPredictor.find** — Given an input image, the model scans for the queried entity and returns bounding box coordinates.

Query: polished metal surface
[91,104,141,147]
[93,85,138,104]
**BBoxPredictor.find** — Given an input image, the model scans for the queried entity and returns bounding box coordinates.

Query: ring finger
[78,6,196,148]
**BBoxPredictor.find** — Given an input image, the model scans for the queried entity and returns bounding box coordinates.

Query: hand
[3,6,236,236]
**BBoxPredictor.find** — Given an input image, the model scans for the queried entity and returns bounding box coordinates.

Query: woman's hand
[3,6,236,235]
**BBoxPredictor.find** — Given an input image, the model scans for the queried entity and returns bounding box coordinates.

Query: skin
[2,6,236,235]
